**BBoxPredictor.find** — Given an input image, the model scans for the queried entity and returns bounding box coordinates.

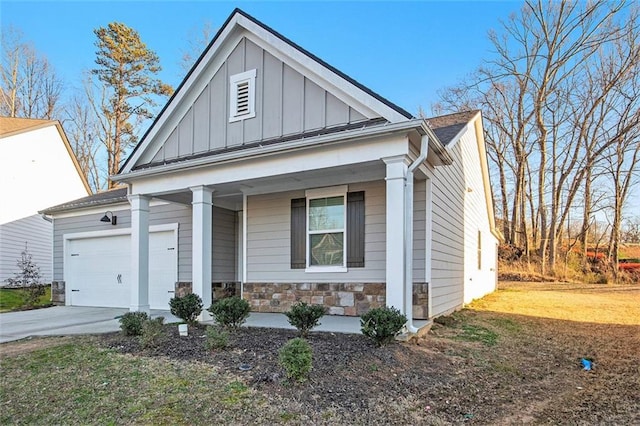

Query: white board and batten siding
[246,179,427,283]
[146,38,369,165]
[0,215,52,283]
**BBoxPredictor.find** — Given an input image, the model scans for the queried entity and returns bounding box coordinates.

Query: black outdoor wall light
[100,211,117,225]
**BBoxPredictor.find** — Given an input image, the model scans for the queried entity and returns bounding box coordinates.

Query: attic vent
[229,69,256,122]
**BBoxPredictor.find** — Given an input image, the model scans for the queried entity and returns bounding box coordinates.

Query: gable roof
[119,8,413,175]
[0,116,92,195]
[40,188,127,214]
[426,110,480,146]
[0,117,53,137]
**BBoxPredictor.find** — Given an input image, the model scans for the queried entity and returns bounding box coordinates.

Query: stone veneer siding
[175,281,241,301]
[48,280,241,306]
[51,280,65,304]
[243,282,430,319]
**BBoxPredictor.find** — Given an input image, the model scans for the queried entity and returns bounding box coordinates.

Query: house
[41,9,499,328]
[0,117,91,284]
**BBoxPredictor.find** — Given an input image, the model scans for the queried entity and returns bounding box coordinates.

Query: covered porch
[118,124,444,328]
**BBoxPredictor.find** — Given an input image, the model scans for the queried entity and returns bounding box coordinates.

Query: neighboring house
[0,117,91,284]
[41,9,499,328]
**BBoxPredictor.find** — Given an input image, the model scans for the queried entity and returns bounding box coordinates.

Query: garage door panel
[66,230,177,309]
[67,235,131,308]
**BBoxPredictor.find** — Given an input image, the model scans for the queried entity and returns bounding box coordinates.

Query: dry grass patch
[473,281,640,324]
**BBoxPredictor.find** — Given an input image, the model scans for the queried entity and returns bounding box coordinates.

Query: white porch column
[383,156,408,313]
[191,185,213,320]
[129,194,150,313]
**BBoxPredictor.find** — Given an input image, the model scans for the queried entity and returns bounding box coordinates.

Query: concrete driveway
[0,306,178,343]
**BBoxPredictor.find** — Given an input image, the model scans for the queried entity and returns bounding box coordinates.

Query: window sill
[305,266,348,273]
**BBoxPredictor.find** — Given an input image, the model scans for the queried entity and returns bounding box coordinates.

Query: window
[229,69,256,122]
[308,195,345,267]
[290,187,364,271]
[477,230,482,270]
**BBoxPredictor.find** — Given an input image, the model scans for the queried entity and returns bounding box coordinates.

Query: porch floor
[217,312,431,335]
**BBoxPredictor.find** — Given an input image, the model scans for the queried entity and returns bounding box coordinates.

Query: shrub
[360,306,407,346]
[207,296,250,330]
[119,311,150,336]
[278,338,312,382]
[140,317,165,348]
[205,325,229,350]
[284,302,326,338]
[169,293,203,326]
[6,246,45,307]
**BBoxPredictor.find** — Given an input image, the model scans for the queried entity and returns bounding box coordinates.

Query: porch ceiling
[153,160,386,211]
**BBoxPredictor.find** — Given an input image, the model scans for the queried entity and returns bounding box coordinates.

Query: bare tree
[66,80,104,192]
[0,26,63,119]
[179,21,215,75]
[435,0,639,276]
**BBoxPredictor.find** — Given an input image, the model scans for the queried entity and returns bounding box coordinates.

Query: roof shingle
[426,110,479,146]
[0,117,54,137]
[41,188,128,214]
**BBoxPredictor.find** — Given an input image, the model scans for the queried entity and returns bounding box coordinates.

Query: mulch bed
[101,325,465,421]
[99,306,640,424]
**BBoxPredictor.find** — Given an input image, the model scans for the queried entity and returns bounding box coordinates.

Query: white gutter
[404,134,429,334]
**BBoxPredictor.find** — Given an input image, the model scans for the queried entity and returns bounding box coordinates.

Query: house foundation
[241,282,430,319]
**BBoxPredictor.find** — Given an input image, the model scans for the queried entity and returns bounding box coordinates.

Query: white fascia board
[238,16,409,123]
[117,120,423,184]
[129,133,409,195]
[419,120,454,166]
[50,200,169,219]
[440,111,481,153]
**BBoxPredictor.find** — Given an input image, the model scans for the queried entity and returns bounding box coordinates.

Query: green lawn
[0,340,274,425]
[0,286,51,312]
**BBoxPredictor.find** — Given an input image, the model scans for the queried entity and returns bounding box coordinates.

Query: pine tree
[91,22,173,188]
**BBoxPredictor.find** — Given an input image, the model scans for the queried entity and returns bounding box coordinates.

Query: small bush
[140,317,165,348]
[207,296,250,330]
[284,302,326,338]
[360,306,407,346]
[119,311,150,336]
[169,293,203,326]
[278,338,312,382]
[205,325,229,350]
[6,246,45,307]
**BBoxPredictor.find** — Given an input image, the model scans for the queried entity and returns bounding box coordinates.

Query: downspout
[404,134,429,334]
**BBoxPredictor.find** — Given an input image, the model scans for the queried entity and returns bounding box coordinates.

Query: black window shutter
[347,191,365,267]
[290,198,306,269]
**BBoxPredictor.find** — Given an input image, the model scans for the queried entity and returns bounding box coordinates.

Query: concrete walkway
[0,306,179,343]
[244,312,364,334]
[0,306,429,343]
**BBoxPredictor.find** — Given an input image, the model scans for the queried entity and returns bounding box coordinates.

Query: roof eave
[419,121,453,165]
[113,120,435,182]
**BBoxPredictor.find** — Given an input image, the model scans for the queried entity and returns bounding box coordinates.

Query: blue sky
[1,1,521,116]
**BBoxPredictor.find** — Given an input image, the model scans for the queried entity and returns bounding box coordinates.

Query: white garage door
[66,230,177,309]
